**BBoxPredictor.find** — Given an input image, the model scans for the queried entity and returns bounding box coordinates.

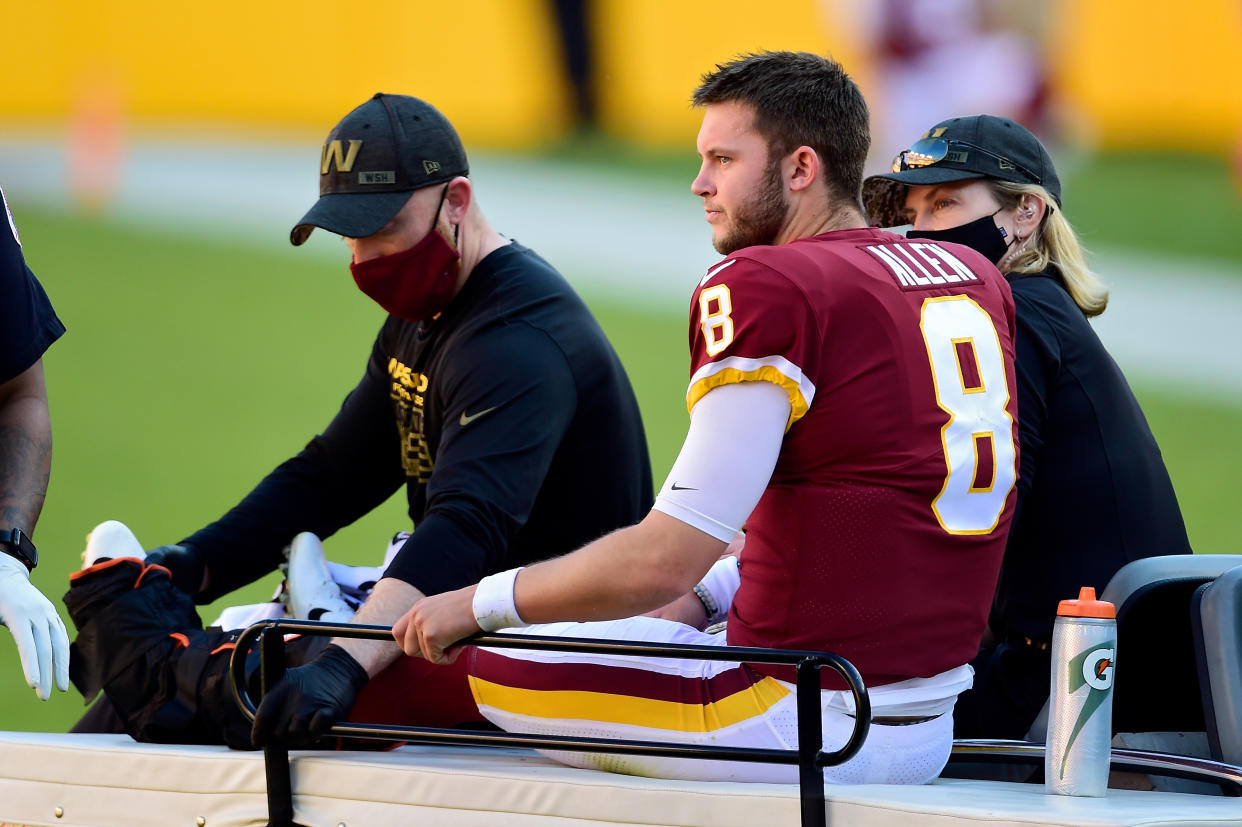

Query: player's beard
[714,159,788,255]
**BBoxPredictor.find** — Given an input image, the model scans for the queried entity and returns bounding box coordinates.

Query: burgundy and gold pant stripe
[468,648,790,733]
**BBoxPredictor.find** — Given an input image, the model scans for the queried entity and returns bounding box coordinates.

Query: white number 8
[920,296,1016,534]
[699,285,735,356]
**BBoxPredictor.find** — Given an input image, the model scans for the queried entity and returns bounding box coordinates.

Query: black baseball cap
[290,93,470,246]
[863,115,1060,227]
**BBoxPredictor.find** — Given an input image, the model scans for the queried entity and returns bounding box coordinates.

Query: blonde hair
[989,181,1109,317]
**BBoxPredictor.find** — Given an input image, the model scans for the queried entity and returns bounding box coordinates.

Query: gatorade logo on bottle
[1082,648,1115,691]
[1059,640,1116,779]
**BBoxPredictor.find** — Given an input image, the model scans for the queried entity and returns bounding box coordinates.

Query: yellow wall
[3,0,574,148]
[1050,0,1242,152]
[589,0,1242,152]
[591,0,868,146]
[3,0,1240,153]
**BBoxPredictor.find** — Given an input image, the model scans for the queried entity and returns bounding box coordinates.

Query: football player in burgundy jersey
[393,52,1020,785]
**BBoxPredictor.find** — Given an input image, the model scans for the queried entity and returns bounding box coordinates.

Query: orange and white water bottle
[1045,586,1116,796]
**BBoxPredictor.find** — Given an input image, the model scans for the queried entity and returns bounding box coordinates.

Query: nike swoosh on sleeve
[459,406,499,426]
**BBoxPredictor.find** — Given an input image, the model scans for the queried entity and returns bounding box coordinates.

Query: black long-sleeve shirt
[991,268,1191,643]
[185,241,652,602]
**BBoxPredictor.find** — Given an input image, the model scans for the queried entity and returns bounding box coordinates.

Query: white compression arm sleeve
[652,381,791,542]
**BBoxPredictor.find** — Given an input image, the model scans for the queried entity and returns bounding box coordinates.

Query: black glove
[251,644,369,747]
[144,544,206,598]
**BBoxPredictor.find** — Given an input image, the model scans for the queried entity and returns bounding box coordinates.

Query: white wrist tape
[472,567,527,632]
[695,556,741,625]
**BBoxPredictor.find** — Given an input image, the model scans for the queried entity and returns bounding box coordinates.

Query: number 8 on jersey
[920,295,1016,534]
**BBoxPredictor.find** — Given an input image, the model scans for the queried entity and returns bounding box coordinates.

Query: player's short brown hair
[693,52,870,208]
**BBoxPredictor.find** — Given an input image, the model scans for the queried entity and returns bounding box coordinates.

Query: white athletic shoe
[82,520,146,569]
[282,532,355,623]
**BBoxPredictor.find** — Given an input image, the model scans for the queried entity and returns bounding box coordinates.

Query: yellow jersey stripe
[687,367,810,432]
[468,674,791,733]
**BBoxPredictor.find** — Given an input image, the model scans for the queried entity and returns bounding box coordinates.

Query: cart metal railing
[949,739,1242,795]
[230,619,871,827]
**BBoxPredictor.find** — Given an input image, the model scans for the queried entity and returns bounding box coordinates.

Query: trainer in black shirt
[141,94,651,743]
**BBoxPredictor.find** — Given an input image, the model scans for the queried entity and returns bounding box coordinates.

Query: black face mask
[907,208,1014,265]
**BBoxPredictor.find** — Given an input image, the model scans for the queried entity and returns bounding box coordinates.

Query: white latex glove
[0,552,70,699]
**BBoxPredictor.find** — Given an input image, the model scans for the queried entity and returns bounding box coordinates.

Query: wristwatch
[0,528,37,572]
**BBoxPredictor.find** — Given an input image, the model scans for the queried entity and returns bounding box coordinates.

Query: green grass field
[1,151,1239,733]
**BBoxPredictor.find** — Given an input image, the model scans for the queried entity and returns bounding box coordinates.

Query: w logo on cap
[321,140,363,175]
[423,160,441,175]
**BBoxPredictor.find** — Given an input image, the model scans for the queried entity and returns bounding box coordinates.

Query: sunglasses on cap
[891,137,1042,186]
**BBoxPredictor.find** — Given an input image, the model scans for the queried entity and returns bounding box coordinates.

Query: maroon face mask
[349,187,462,322]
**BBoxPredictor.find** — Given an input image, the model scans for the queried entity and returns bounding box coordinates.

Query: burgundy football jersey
[687,227,1019,688]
